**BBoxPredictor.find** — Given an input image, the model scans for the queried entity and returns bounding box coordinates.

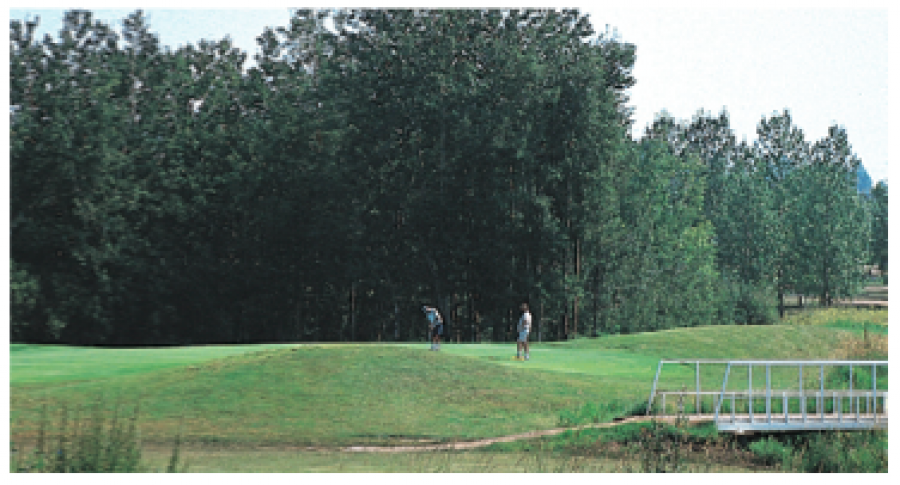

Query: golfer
[516,303,532,361]
[423,306,443,351]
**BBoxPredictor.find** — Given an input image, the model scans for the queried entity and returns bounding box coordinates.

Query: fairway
[9,319,888,472]
[9,343,299,386]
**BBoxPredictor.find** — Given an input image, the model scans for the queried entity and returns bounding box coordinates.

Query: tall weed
[12,397,186,473]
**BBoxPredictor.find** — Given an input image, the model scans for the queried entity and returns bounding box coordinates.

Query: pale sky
[7,2,893,183]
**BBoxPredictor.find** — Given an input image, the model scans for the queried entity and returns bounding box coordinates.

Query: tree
[869,181,888,274]
[752,110,808,318]
[792,126,870,305]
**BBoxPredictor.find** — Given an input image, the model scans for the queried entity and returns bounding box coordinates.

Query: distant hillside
[858,165,873,194]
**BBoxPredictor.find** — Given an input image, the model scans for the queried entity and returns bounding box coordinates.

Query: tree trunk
[350,282,356,341]
[573,238,580,337]
[777,269,785,319]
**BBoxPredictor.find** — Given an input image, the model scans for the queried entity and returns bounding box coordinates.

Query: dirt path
[340,415,713,453]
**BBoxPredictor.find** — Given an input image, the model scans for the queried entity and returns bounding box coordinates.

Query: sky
[6,2,893,183]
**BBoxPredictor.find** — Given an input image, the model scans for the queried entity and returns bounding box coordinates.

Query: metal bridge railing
[647,360,888,432]
[713,360,888,432]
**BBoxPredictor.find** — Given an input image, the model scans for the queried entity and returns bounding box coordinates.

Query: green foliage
[730,280,779,325]
[790,127,870,305]
[627,421,691,472]
[869,181,888,272]
[795,431,887,473]
[13,400,146,473]
[748,437,793,468]
[745,430,888,472]
[558,399,646,427]
[9,260,45,341]
[9,8,877,345]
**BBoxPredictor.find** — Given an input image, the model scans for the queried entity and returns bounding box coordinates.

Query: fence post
[731,392,735,423]
[872,364,877,424]
[715,362,731,425]
[800,364,807,423]
[696,361,701,415]
[820,365,825,422]
[647,360,664,416]
[748,365,753,423]
[766,364,772,424]
[849,363,853,412]
[783,392,788,423]
[836,391,841,423]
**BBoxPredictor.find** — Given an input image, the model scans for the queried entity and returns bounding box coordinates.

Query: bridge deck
[651,413,888,433]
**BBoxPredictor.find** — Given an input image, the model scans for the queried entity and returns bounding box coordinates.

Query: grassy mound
[11,314,886,454]
[11,345,612,447]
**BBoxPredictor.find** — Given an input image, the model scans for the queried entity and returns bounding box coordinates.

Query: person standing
[516,303,532,361]
[423,306,443,350]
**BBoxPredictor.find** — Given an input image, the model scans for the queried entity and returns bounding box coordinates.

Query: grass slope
[11,345,609,447]
[9,343,297,386]
[9,322,882,450]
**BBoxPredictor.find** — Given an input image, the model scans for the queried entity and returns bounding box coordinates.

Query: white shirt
[517,312,532,333]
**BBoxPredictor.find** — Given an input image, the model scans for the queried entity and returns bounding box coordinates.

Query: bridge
[646,359,888,434]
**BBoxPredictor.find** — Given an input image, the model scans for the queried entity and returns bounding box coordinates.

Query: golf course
[9,308,888,472]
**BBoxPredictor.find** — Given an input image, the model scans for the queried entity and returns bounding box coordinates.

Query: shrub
[748,437,793,468]
[796,430,887,473]
[719,277,778,325]
[629,421,689,472]
[13,397,186,473]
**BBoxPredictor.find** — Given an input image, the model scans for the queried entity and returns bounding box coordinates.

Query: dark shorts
[432,325,443,337]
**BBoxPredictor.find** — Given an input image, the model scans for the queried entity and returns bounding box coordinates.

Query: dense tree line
[9,9,881,345]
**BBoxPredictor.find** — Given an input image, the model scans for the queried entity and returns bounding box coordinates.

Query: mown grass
[9,309,887,472]
[136,446,759,473]
[12,345,617,447]
[9,343,298,386]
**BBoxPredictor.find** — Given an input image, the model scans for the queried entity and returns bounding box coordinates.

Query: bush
[796,431,887,473]
[749,437,793,468]
[734,281,778,325]
[744,430,888,472]
[715,276,779,325]
[9,259,44,341]
[628,421,692,472]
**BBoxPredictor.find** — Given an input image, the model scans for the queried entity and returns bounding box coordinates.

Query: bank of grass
[9,343,298,386]
[548,324,857,359]
[11,345,618,448]
[782,307,888,329]
[137,444,760,473]
[10,310,887,472]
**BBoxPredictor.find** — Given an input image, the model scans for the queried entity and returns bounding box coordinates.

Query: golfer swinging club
[423,305,443,351]
[516,303,532,361]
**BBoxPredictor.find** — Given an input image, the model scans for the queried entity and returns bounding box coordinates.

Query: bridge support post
[848,364,853,421]
[647,360,663,416]
[820,365,825,422]
[783,392,788,423]
[766,364,771,424]
[801,364,807,423]
[872,364,877,424]
[696,361,700,416]
[749,365,753,423]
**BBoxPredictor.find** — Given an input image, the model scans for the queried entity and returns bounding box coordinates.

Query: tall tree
[753,110,808,318]
[869,181,888,274]
[792,126,869,305]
